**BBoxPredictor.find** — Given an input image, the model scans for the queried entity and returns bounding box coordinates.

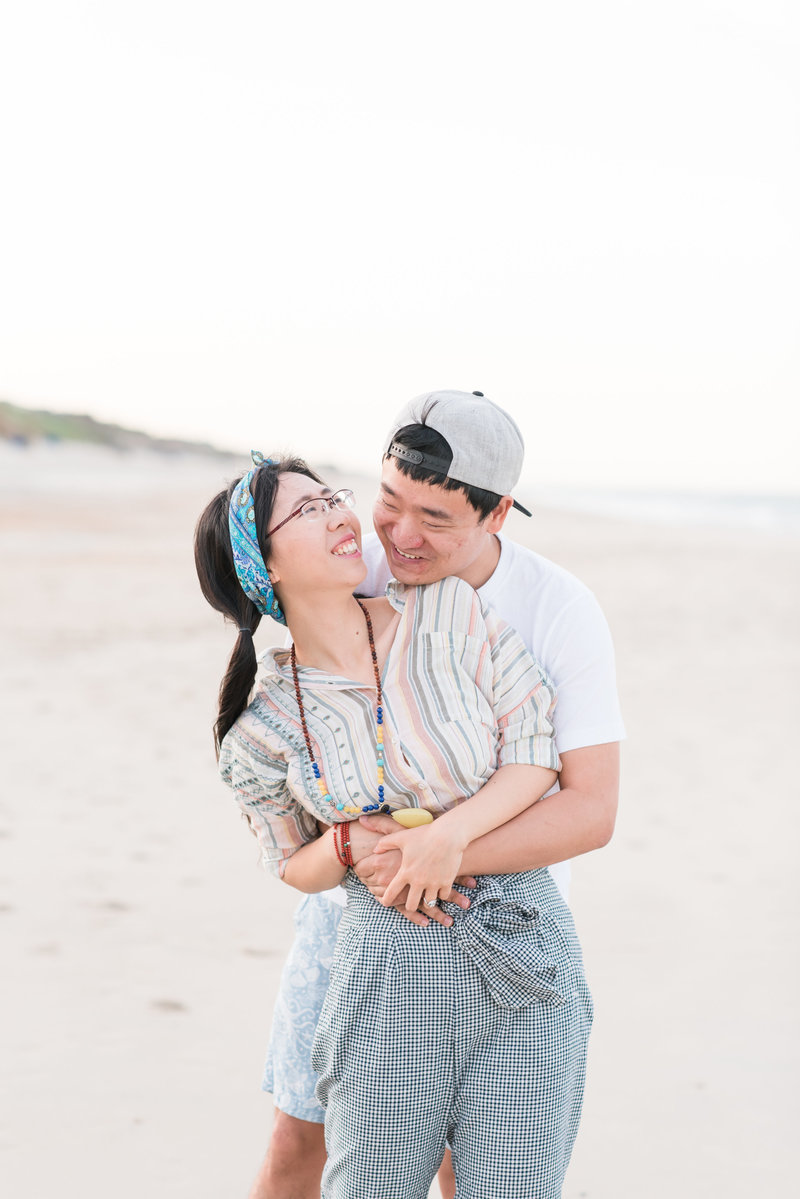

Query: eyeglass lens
[300,490,354,520]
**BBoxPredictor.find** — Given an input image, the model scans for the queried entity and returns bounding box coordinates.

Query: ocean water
[532,486,800,538]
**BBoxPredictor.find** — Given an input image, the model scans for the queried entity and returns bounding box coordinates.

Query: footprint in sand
[151,999,189,1013]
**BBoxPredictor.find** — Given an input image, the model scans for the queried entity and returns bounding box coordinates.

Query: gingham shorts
[312,871,592,1199]
[261,892,343,1122]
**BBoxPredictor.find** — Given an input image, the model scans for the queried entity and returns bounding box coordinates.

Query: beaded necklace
[290,599,392,818]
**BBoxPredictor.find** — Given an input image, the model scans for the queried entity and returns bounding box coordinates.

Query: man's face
[372,458,510,589]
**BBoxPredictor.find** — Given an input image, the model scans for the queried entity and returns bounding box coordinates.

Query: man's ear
[484,495,514,534]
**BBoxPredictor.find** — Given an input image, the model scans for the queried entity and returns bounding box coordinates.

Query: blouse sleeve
[479,599,561,773]
[219,715,320,879]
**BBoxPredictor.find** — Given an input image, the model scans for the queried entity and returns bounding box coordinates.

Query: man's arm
[375,763,558,911]
[457,741,619,875]
[355,742,619,885]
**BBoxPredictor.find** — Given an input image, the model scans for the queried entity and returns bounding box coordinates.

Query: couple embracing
[194,390,624,1199]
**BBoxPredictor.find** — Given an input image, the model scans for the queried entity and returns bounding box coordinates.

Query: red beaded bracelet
[333,821,353,868]
[341,822,353,867]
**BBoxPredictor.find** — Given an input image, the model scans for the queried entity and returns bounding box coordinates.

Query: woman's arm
[280,825,347,892]
[376,762,557,911]
[220,714,341,887]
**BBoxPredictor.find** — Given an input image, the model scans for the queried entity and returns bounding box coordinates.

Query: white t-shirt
[360,531,626,897]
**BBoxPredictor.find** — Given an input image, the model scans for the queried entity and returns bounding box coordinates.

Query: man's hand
[348,813,396,864]
[353,815,474,927]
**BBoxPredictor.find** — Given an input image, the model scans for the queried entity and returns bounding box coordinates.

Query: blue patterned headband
[228,450,287,625]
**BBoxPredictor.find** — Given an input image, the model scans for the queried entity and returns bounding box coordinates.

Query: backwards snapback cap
[384,390,532,516]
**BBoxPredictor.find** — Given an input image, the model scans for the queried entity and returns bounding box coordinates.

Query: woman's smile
[331,534,360,557]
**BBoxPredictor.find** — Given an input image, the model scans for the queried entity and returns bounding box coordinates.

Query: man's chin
[391,562,438,585]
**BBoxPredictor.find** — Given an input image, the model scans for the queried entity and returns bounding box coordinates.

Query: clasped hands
[350,814,475,928]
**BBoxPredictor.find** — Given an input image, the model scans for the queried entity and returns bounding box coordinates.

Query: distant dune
[0,398,234,458]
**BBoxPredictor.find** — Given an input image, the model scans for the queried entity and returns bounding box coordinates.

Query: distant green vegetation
[0,399,232,457]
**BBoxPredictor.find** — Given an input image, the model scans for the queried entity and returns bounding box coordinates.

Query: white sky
[1,0,797,493]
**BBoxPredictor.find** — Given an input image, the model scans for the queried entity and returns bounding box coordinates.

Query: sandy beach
[1,442,797,1197]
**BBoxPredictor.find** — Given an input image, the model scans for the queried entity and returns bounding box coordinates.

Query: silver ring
[424,898,438,908]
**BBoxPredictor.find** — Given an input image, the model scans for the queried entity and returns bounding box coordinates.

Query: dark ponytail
[193,457,323,754]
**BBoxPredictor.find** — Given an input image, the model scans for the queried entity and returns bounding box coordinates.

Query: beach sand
[1,443,797,1197]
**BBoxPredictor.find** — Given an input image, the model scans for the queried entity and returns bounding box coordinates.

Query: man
[249,390,624,1199]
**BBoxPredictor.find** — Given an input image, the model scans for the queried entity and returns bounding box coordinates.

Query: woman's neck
[283,592,379,681]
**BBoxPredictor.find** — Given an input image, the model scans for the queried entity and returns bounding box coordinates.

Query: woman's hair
[194,455,324,754]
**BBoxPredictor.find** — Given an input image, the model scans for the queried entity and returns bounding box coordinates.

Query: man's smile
[392,544,424,561]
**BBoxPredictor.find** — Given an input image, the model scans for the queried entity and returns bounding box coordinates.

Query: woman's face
[265,471,366,600]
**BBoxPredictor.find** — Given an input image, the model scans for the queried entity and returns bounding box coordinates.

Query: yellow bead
[391,809,434,828]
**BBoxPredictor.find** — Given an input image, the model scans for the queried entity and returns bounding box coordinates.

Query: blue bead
[336,803,344,811]
[312,764,320,776]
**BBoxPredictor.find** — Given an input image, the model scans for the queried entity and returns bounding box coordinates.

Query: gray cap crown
[384,390,529,513]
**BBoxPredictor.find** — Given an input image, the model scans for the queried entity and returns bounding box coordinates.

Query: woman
[195,451,592,1199]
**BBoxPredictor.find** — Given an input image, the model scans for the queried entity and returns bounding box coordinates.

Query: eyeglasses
[266,489,356,537]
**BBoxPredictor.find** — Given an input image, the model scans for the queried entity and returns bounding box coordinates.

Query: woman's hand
[374,821,467,912]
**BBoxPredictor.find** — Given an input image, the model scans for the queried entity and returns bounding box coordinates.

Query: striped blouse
[219,576,559,877]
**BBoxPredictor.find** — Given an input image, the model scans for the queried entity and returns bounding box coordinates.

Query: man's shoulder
[362,531,384,564]
[361,532,392,596]
[484,535,594,607]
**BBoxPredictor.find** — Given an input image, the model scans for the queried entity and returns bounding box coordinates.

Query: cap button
[472,390,484,397]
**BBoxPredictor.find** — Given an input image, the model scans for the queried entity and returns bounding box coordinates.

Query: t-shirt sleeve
[360,532,392,598]
[219,720,320,878]
[481,602,561,773]
[541,592,626,754]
